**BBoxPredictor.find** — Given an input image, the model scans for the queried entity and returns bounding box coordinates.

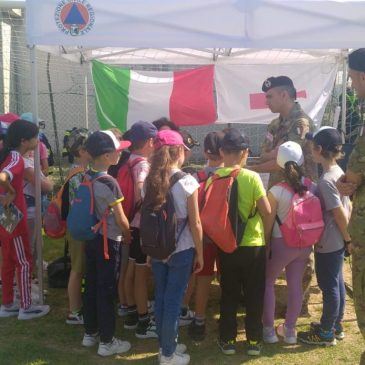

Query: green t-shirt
[207,167,266,247]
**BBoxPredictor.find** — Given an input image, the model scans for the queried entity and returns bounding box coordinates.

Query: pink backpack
[275,179,324,248]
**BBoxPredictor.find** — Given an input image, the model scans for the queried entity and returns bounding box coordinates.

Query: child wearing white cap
[262,141,312,345]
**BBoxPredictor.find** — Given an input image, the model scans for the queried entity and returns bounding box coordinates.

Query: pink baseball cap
[154,130,190,151]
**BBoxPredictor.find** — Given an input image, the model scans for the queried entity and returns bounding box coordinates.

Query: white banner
[26,0,365,48]
[215,62,338,126]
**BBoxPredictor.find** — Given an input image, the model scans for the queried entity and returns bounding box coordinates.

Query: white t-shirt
[170,170,200,254]
[269,184,294,238]
[130,154,150,228]
[23,156,47,218]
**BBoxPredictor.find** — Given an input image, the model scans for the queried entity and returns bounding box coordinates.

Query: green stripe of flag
[92,60,131,131]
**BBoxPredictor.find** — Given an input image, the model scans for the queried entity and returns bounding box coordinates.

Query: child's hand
[193,254,204,274]
[0,191,16,207]
[146,256,152,268]
[123,229,132,245]
[336,175,357,196]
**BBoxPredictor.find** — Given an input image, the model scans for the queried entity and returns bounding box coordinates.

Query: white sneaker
[160,352,190,365]
[82,333,100,347]
[97,337,131,357]
[158,344,187,361]
[66,311,84,325]
[18,305,50,320]
[263,326,279,344]
[148,300,155,314]
[277,323,297,344]
[0,303,20,317]
[179,309,194,327]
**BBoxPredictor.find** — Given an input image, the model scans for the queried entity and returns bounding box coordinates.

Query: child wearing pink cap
[144,129,203,365]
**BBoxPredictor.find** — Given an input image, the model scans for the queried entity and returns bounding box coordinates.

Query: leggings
[262,237,311,330]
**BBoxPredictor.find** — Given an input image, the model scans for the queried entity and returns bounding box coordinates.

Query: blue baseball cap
[128,121,157,143]
[85,130,131,158]
[221,128,249,151]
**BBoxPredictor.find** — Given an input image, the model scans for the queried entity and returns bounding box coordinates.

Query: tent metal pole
[0,1,25,8]
[85,75,89,129]
[30,45,44,305]
[341,50,348,143]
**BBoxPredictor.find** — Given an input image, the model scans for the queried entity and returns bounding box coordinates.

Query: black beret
[348,48,365,72]
[262,76,295,92]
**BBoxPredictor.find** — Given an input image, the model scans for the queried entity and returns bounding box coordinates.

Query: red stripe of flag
[170,65,216,126]
[250,90,307,110]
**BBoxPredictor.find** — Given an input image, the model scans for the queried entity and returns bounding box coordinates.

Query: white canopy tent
[8,0,363,300]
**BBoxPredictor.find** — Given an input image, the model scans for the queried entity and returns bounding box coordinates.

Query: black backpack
[140,171,187,260]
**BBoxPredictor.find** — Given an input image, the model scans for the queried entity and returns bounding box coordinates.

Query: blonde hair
[144,145,181,209]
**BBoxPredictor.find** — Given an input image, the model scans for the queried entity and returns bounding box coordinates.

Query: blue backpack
[67,172,112,259]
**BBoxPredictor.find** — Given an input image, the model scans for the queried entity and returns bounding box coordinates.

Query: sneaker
[18,305,50,320]
[298,326,336,346]
[124,310,138,329]
[263,326,279,344]
[148,300,155,315]
[117,304,129,318]
[188,319,206,341]
[179,309,194,327]
[0,303,20,317]
[160,352,190,365]
[97,337,131,357]
[334,323,345,340]
[66,311,84,325]
[310,321,345,341]
[276,323,297,344]
[135,319,158,339]
[247,340,262,356]
[82,332,100,347]
[217,339,236,355]
[158,344,187,362]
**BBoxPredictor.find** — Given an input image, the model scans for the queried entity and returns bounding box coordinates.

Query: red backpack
[196,169,212,210]
[116,157,145,221]
[43,166,85,239]
[200,169,249,253]
[275,179,324,248]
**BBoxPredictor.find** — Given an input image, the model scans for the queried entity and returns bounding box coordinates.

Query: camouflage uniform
[347,131,365,340]
[261,102,317,189]
[261,102,317,316]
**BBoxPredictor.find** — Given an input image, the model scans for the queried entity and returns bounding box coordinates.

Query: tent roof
[38,47,344,65]
[27,0,365,50]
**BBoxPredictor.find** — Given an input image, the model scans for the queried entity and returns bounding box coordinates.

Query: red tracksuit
[0,151,32,309]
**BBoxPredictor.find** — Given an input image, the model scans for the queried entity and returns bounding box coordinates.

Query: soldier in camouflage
[337,49,365,348]
[250,76,318,317]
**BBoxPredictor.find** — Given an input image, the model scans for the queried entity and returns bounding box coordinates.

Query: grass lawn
[0,236,364,365]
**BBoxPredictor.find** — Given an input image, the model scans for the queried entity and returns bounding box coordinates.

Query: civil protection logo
[55,1,95,36]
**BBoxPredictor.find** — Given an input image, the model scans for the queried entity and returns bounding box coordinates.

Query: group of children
[0,116,352,364]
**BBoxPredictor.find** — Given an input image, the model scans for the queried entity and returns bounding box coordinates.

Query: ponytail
[283,161,307,197]
[144,145,181,209]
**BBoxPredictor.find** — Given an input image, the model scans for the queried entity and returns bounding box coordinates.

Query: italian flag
[92,60,216,131]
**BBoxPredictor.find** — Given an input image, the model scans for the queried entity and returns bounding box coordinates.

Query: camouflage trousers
[352,242,365,341]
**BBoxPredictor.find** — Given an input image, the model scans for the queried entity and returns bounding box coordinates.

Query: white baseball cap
[277,141,304,168]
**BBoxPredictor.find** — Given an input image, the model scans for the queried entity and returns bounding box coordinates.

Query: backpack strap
[170,171,188,244]
[196,169,208,183]
[128,157,146,217]
[89,172,115,260]
[128,156,145,169]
